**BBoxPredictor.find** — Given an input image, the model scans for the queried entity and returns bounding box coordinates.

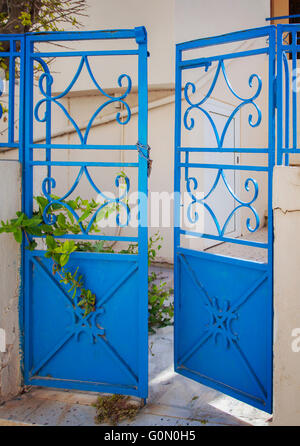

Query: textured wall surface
[272,166,300,426]
[0,161,22,402]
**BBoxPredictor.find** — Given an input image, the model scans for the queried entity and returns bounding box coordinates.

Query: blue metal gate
[1,21,298,408]
[174,26,276,413]
[15,28,149,398]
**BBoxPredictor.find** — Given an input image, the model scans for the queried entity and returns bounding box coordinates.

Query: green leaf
[67,210,74,224]
[66,200,77,210]
[26,240,37,251]
[12,213,24,226]
[13,228,22,243]
[62,240,76,254]
[78,209,91,223]
[22,217,42,227]
[46,235,56,250]
[59,254,70,267]
[53,229,67,236]
[57,213,66,227]
[35,196,48,211]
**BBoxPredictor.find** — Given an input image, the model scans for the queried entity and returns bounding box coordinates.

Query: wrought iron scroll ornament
[42,168,131,231]
[34,55,132,144]
[186,174,259,235]
[34,57,132,231]
[183,60,262,234]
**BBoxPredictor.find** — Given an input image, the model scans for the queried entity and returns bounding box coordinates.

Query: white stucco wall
[175,0,270,43]
[0,161,22,402]
[36,0,270,92]
[272,166,300,426]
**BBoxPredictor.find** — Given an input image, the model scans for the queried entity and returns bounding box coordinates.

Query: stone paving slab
[206,227,268,262]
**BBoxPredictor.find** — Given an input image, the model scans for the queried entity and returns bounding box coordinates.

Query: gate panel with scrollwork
[174,26,275,413]
[20,28,149,398]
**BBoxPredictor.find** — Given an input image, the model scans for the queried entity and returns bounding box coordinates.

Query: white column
[272,166,300,426]
[0,160,22,402]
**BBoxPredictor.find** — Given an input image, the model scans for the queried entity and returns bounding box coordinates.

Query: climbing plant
[0,194,104,316]
[0,198,174,329]
[90,232,174,334]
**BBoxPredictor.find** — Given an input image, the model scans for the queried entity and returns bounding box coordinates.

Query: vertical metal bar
[267,25,276,415]
[19,37,25,165]
[174,45,182,372]
[277,26,283,166]
[24,39,34,218]
[292,30,297,153]
[283,51,290,166]
[137,29,148,399]
[18,34,26,385]
[23,36,34,382]
[8,39,15,145]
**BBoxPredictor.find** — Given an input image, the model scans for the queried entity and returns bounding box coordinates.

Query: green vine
[0,195,106,316]
[77,232,174,334]
[0,199,174,329]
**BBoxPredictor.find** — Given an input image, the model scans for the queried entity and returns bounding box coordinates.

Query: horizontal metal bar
[33,234,138,242]
[27,249,139,262]
[180,229,268,249]
[178,147,269,154]
[278,149,300,153]
[30,161,139,167]
[176,26,274,51]
[278,44,300,52]
[26,376,138,395]
[32,50,139,58]
[179,162,268,171]
[0,51,21,57]
[0,143,19,148]
[266,14,300,21]
[26,29,138,42]
[0,35,23,40]
[277,23,300,31]
[180,47,268,69]
[30,143,137,151]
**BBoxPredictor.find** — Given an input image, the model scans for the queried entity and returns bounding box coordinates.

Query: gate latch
[136,142,152,177]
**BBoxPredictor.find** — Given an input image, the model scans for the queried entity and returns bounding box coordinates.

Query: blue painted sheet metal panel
[174,26,275,414]
[25,250,141,396]
[176,249,271,412]
[19,28,149,398]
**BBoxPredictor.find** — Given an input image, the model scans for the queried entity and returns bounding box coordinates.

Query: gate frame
[10,27,149,398]
[173,25,276,413]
